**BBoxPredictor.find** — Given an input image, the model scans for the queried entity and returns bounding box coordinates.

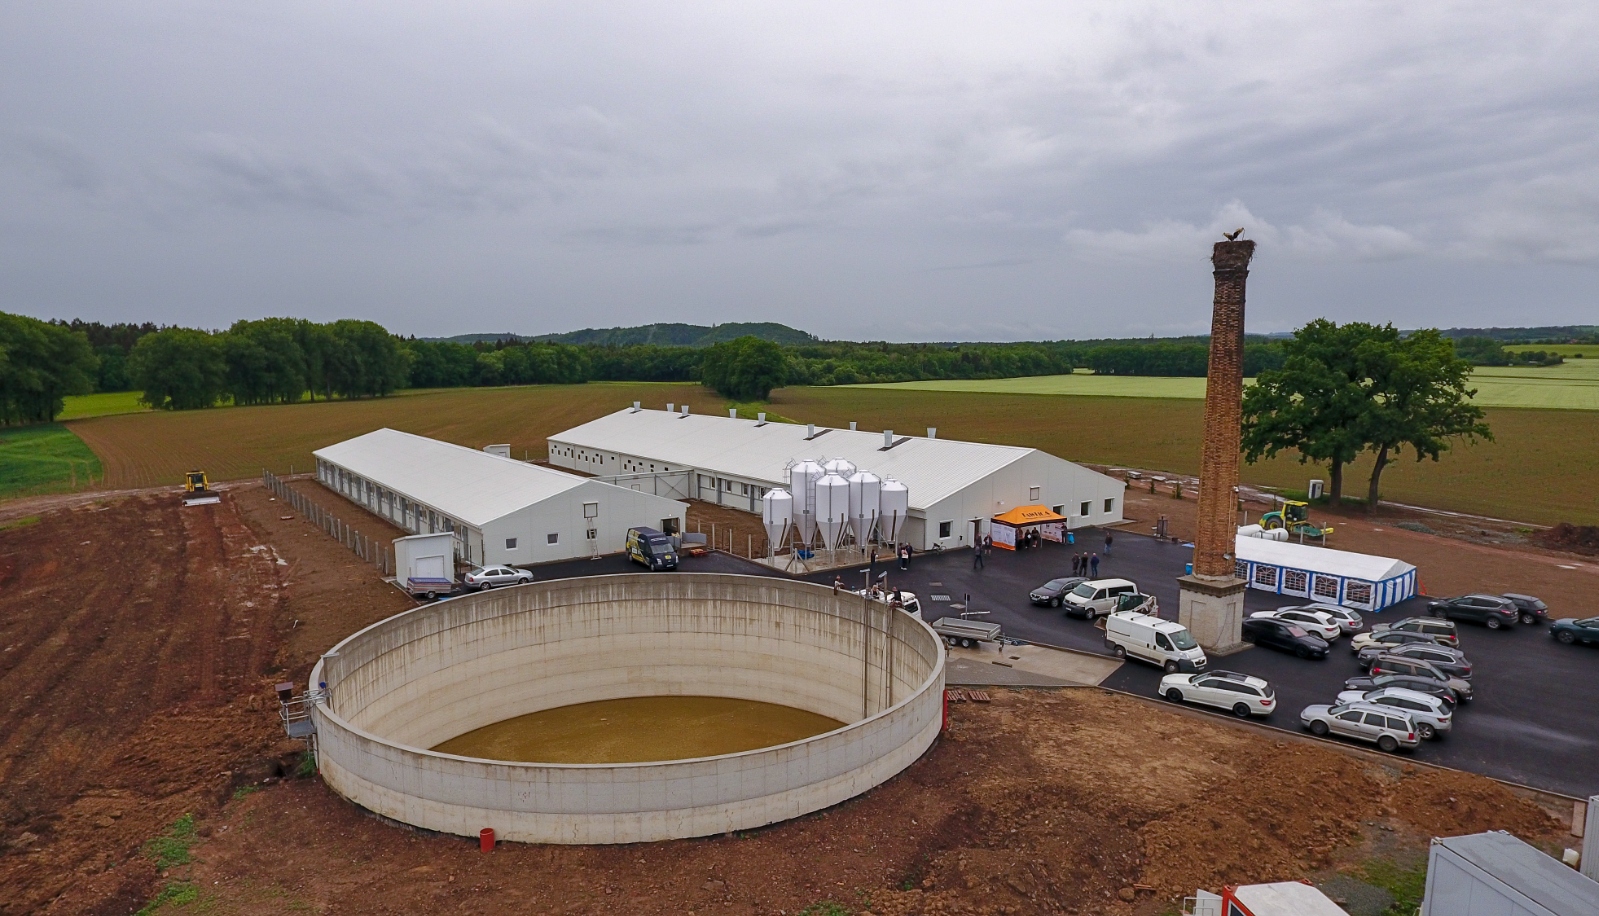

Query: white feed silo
[814,473,850,550]
[788,460,824,547]
[846,470,881,547]
[761,488,793,554]
[822,457,857,481]
[878,477,909,545]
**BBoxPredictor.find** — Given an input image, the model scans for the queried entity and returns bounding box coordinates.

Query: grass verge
[0,424,104,500]
[57,390,151,420]
[1360,859,1427,916]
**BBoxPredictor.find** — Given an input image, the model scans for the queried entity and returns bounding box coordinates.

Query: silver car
[1290,602,1364,635]
[1333,687,1453,740]
[1300,702,1420,753]
[463,565,533,590]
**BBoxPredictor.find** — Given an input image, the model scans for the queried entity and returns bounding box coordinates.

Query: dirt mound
[1388,767,1562,839]
[1533,522,1599,555]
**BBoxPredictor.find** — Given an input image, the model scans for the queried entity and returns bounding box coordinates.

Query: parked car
[1063,578,1141,620]
[625,526,679,571]
[1159,670,1276,717]
[1362,642,1472,678]
[1104,611,1207,673]
[1240,616,1330,659]
[1367,655,1475,702]
[1342,673,1462,708]
[1501,594,1549,626]
[1289,602,1364,634]
[462,565,533,590]
[1029,576,1087,608]
[1551,616,1599,646]
[1333,687,1453,740]
[1248,607,1342,641]
[1428,594,1519,630]
[1300,702,1420,753]
[1351,628,1453,657]
[1357,616,1459,649]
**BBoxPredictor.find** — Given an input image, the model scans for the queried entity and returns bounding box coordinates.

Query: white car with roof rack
[1288,602,1364,634]
[1159,670,1276,717]
[1333,686,1453,740]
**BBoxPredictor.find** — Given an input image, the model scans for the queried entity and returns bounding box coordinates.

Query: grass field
[57,391,151,421]
[0,424,105,500]
[64,382,725,492]
[773,386,1599,527]
[1535,344,1599,358]
[851,360,1599,410]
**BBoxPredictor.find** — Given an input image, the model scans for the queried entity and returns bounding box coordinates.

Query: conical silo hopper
[761,488,793,555]
[847,470,881,546]
[814,473,849,550]
[878,477,909,544]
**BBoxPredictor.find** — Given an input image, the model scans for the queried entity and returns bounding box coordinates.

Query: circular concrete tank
[309,573,946,844]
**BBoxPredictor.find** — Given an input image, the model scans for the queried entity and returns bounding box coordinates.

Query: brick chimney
[1177,237,1255,654]
[1194,239,1254,578]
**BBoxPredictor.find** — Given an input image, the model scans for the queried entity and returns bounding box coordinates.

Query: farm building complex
[548,406,1125,551]
[313,429,686,567]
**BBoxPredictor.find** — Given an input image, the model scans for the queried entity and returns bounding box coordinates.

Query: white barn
[313,428,687,568]
[1234,536,1418,612]
[547,407,1125,551]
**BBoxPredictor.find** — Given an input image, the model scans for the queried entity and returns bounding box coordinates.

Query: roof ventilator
[757,413,767,426]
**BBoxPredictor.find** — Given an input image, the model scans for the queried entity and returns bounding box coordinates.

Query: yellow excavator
[182,470,220,507]
[1260,499,1331,540]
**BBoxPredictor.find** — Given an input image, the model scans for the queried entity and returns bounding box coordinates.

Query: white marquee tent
[1234,536,1418,611]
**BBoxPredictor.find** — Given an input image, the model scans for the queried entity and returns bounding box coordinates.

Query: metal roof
[1433,831,1599,916]
[549,409,1064,508]
[1236,536,1416,582]
[1232,881,1350,915]
[314,428,593,528]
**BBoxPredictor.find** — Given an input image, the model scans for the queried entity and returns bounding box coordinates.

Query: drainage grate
[930,594,951,601]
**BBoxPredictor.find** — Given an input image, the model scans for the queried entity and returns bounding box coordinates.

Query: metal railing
[263,470,392,576]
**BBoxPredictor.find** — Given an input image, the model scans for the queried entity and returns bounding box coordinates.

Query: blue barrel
[1185,562,1194,575]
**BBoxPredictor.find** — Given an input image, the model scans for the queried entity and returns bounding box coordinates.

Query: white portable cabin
[1188,881,1349,915]
[314,429,687,568]
[1421,831,1599,916]
[1233,536,1417,612]
[394,532,455,582]
[547,408,1125,552]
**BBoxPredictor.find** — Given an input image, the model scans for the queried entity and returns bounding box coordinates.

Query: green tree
[223,318,308,405]
[325,320,408,398]
[1360,329,1491,511]
[699,336,787,401]
[1241,320,1392,504]
[1452,335,1509,366]
[0,312,98,423]
[128,328,228,410]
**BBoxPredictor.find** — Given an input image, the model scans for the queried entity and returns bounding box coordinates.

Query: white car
[1159,670,1276,717]
[1333,686,1453,740]
[1291,602,1364,634]
[463,565,533,590]
[1300,702,1420,753]
[1248,607,1342,641]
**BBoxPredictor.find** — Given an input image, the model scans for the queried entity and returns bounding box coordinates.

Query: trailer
[1421,831,1599,916]
[1185,881,1348,915]
[930,617,1003,649]
[404,577,454,600]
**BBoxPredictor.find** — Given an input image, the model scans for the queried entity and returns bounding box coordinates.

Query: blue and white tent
[1234,536,1418,612]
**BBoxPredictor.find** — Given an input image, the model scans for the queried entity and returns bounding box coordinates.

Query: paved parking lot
[785,531,1599,798]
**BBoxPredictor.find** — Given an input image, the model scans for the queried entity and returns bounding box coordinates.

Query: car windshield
[1169,630,1197,650]
[1582,618,1599,627]
[648,538,672,549]
[1046,578,1073,589]
[1071,583,1097,598]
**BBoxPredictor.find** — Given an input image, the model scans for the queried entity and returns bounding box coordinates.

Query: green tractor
[1260,500,1333,541]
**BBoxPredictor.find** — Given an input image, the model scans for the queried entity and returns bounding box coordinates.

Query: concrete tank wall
[310,573,946,844]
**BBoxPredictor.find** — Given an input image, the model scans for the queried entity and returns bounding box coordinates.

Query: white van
[1105,612,1207,673]
[1063,578,1140,620]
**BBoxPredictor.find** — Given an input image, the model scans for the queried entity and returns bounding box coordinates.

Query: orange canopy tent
[989,505,1066,550]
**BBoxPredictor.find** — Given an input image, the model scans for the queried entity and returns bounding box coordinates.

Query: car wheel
[1232,703,1251,718]
[960,638,975,649]
[1417,723,1436,740]
[1377,735,1399,753]
[1165,688,1183,703]
[1051,597,1062,608]
[1296,647,1311,659]
[1163,660,1179,674]
[1486,617,1502,630]
[1429,606,1445,617]
[424,590,437,600]
[1308,720,1329,737]
[1083,609,1095,622]
[1556,630,1576,644]
[1113,644,1127,660]
[1521,613,1537,625]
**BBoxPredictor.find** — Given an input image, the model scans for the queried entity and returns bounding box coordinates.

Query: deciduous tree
[128,328,227,410]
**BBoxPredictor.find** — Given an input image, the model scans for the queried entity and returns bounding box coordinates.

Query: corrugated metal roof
[313,428,589,527]
[549,409,1043,508]
[1236,536,1415,582]
[1434,832,1599,915]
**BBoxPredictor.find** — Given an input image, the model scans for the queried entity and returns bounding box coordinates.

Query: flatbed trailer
[405,577,455,600]
[930,617,1003,648]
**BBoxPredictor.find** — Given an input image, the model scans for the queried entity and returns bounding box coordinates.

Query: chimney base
[1176,575,1249,655]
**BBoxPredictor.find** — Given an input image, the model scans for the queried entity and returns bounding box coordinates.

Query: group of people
[1072,551,1101,577]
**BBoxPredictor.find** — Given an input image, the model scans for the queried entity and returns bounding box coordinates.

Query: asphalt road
[784,532,1599,799]
[499,535,1597,797]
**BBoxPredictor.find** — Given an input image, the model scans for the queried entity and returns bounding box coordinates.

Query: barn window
[547,533,559,545]
[938,520,952,539]
[1079,501,1090,517]
[1104,498,1115,514]
[506,538,518,549]
[1029,486,1040,502]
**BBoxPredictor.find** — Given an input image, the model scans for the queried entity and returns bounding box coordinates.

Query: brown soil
[685,499,774,559]
[1118,479,1599,613]
[1534,523,1599,555]
[0,485,1572,916]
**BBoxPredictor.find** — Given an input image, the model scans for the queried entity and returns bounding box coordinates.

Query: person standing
[1070,553,1080,576]
[973,542,985,569]
[905,543,914,570]
[1104,532,1113,557]
[1090,552,1100,577]
[899,544,909,570]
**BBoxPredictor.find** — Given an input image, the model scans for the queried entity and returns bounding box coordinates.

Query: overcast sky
[3,3,1596,341]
